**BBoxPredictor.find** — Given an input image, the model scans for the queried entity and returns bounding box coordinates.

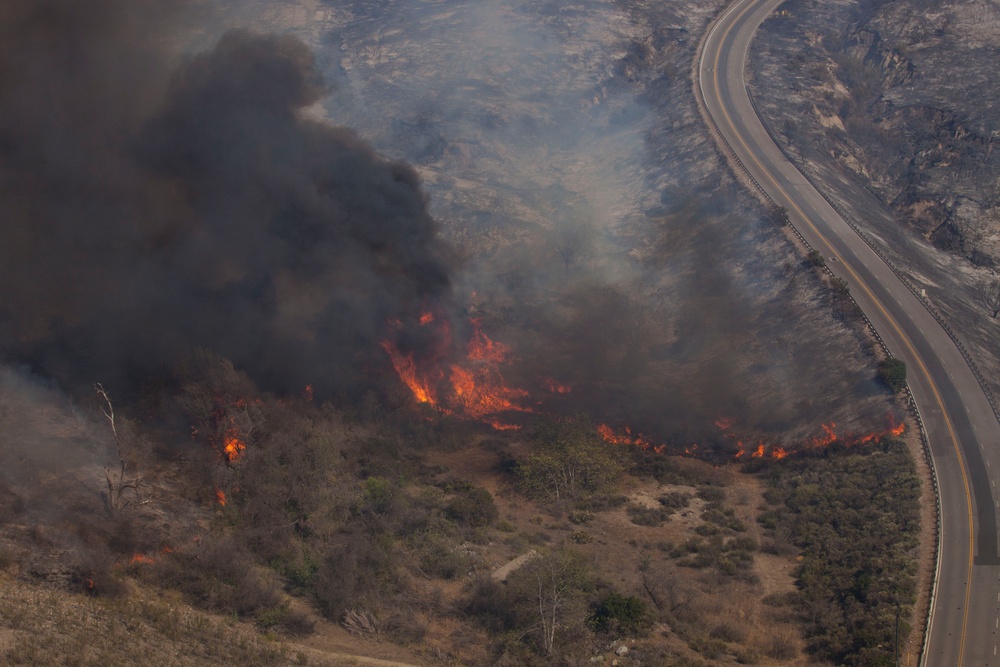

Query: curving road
[696,0,1000,664]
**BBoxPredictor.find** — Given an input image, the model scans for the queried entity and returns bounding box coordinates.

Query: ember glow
[382,312,533,429]
[216,489,227,506]
[542,378,572,394]
[129,553,155,565]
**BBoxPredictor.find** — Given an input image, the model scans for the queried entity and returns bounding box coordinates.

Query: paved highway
[697,0,1000,664]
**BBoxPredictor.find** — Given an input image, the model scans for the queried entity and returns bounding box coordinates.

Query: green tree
[517,419,624,502]
[590,592,652,637]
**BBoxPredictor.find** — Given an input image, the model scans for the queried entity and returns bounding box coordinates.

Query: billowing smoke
[0,2,455,396]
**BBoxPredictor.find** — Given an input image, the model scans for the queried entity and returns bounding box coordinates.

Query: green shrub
[627,504,674,527]
[446,486,498,527]
[877,358,907,393]
[590,592,652,636]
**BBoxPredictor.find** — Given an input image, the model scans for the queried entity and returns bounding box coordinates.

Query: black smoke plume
[0,2,455,396]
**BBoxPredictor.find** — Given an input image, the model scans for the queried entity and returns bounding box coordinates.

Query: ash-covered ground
[747,0,1000,404]
[216,0,894,445]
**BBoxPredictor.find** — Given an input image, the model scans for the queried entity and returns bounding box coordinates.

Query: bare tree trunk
[96,383,141,514]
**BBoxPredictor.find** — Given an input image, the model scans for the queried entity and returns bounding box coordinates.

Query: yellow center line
[703,0,977,663]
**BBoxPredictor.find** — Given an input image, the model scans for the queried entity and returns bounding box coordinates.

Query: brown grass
[0,575,285,667]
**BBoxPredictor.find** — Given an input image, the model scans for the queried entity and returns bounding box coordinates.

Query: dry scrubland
[0,353,924,665]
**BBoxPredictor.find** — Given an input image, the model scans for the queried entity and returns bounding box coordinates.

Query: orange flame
[223,433,245,462]
[810,422,838,448]
[597,423,667,454]
[729,415,905,461]
[382,314,532,430]
[380,339,439,405]
[130,553,155,565]
[466,318,511,364]
[216,489,227,506]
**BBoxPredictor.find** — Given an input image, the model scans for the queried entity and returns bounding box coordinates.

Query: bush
[627,504,674,527]
[877,358,907,393]
[446,486,498,527]
[590,592,652,637]
[658,491,691,509]
[696,487,725,503]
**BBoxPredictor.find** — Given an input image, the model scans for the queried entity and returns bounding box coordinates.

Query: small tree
[517,419,624,502]
[877,359,907,394]
[508,549,592,655]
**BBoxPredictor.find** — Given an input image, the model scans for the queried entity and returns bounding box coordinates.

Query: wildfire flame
[381,304,909,453]
[599,414,906,462]
[216,489,227,506]
[223,432,246,462]
[382,312,533,429]
[380,338,440,405]
[597,423,667,454]
[130,553,155,565]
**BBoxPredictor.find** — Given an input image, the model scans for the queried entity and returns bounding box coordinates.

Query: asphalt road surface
[697,0,1000,664]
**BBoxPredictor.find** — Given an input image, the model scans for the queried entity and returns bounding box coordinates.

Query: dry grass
[0,576,286,667]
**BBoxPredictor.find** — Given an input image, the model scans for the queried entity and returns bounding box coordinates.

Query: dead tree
[96,383,143,514]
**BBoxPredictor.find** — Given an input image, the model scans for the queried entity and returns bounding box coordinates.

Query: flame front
[216,489,227,506]
[597,423,667,454]
[130,553,155,565]
[599,414,906,462]
[382,312,532,429]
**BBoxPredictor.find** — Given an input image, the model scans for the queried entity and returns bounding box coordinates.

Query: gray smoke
[0,2,456,396]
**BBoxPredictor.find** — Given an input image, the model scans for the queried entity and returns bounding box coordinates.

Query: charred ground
[747,0,1000,402]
